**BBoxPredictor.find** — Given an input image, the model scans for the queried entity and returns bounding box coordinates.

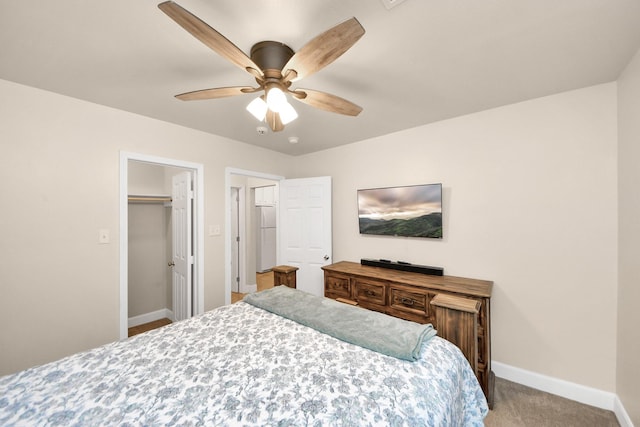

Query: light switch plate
[209,225,221,236]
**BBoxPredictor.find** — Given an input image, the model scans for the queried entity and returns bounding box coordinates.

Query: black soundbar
[361,258,444,276]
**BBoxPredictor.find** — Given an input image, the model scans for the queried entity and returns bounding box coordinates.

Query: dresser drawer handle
[364,290,376,297]
[400,297,415,306]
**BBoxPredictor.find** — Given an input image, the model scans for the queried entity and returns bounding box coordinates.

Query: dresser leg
[487,370,495,409]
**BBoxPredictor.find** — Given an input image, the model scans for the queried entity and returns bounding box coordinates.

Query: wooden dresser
[322,260,494,407]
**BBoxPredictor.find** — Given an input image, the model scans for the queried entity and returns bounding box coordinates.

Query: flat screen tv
[357,183,442,238]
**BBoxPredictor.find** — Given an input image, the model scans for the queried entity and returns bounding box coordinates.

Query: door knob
[323,255,330,261]
[168,261,175,267]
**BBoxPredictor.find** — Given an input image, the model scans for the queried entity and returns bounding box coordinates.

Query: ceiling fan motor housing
[250,41,295,73]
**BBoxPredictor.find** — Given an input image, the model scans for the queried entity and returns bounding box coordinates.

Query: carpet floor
[485,377,619,426]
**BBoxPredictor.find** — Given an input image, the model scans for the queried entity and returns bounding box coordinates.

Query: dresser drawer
[354,278,386,307]
[324,273,351,299]
[388,285,432,322]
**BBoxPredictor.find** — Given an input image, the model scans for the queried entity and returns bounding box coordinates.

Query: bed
[0,286,488,426]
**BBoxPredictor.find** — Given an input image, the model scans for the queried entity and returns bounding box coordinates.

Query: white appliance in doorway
[256,205,277,273]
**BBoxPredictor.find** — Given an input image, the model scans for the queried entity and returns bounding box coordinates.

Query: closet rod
[128,195,172,203]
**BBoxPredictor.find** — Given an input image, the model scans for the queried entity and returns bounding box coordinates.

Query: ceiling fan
[158,1,365,132]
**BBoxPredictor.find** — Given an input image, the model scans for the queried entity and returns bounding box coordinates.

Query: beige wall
[617,48,640,425]
[0,79,292,375]
[292,83,619,393]
[128,203,170,317]
[0,72,634,415]
[128,161,167,196]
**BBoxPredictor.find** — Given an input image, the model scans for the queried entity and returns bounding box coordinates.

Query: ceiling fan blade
[282,17,365,82]
[175,86,255,101]
[292,89,363,116]
[265,109,284,132]
[158,1,263,78]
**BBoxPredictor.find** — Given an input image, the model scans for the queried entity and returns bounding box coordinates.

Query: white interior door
[278,176,332,296]
[172,171,192,321]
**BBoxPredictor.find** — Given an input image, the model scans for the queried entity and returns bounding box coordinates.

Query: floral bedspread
[0,301,488,426]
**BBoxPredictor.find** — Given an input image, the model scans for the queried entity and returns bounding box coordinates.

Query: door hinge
[236,236,240,242]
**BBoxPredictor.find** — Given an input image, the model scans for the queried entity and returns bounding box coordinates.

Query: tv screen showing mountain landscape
[358,183,442,238]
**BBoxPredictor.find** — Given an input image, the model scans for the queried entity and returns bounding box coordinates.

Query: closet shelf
[128,195,172,204]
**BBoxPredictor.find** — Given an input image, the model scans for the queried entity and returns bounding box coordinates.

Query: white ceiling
[2,0,640,155]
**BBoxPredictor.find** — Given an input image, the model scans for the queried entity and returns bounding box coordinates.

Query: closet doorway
[119,152,204,340]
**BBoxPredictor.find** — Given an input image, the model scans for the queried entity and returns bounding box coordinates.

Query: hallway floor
[128,318,172,337]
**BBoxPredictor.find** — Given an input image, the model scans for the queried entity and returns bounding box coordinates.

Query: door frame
[224,167,284,305]
[230,186,245,293]
[119,151,205,340]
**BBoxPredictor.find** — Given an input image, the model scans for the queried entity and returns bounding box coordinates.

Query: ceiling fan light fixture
[279,102,298,125]
[246,97,268,121]
[265,84,287,113]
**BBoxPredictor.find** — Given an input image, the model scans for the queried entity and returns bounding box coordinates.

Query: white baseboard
[613,395,635,427]
[493,361,634,427]
[128,308,173,328]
